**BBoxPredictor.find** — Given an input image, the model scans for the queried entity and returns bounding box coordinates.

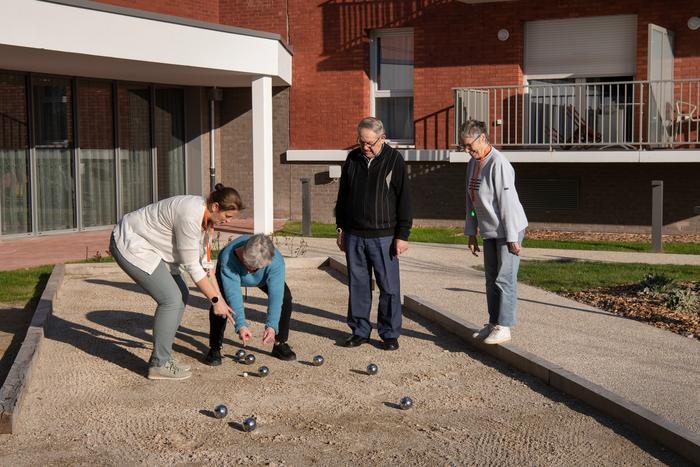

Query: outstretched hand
[238,326,252,346]
[262,327,276,345]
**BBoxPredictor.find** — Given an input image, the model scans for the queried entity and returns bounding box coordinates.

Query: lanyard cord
[468,145,491,204]
[202,209,213,264]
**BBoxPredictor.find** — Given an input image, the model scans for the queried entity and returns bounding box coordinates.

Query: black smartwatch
[211,296,219,304]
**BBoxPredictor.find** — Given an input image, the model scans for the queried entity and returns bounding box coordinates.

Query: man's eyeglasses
[458,133,483,152]
[357,136,382,148]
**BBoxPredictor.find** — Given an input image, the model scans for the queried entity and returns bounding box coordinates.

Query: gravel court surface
[0,266,686,466]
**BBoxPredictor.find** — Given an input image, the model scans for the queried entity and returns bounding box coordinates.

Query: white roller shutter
[525,15,637,77]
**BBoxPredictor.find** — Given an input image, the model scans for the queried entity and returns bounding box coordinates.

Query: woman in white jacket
[460,119,528,345]
[109,183,242,380]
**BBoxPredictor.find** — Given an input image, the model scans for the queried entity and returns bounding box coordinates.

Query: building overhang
[286,149,700,163]
[0,0,292,87]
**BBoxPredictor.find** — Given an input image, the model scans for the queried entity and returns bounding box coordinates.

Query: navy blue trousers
[344,234,402,340]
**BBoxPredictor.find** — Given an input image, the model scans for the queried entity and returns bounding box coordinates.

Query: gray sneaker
[148,360,192,381]
[171,358,191,372]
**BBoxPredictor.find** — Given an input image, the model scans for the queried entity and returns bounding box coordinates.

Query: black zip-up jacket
[335,144,412,240]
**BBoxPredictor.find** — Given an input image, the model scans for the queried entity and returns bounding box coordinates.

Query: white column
[252,76,274,234]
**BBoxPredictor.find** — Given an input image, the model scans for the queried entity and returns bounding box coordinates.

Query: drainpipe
[208,87,223,192]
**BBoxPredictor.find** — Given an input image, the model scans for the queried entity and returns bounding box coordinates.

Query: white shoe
[472,324,495,339]
[484,325,511,345]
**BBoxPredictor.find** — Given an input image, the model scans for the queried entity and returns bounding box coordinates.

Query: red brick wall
[219,0,289,41]
[275,0,700,150]
[93,1,700,151]
[95,0,220,23]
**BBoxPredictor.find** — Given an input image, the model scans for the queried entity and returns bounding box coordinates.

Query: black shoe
[381,338,399,351]
[271,342,297,361]
[344,335,370,348]
[204,349,222,366]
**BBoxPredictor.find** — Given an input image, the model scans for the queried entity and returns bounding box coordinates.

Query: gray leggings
[110,238,189,367]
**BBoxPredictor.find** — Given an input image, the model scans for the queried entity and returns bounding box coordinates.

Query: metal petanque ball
[258,366,269,377]
[366,363,379,375]
[244,353,256,365]
[242,417,257,432]
[312,355,325,366]
[235,349,246,360]
[213,404,228,419]
[399,396,413,410]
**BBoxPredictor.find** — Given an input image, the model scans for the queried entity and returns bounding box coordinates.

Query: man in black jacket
[335,117,412,351]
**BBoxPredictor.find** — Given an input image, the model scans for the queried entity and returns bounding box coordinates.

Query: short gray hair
[357,117,385,136]
[242,234,275,270]
[459,119,489,142]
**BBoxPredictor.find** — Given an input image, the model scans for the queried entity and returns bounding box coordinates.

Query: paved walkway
[300,238,700,436]
[0,219,285,271]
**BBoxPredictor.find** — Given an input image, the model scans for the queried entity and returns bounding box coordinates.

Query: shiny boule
[235,349,246,359]
[399,396,413,410]
[242,417,257,432]
[366,363,378,375]
[213,404,228,419]
[258,366,269,377]
[244,353,256,365]
[312,355,325,366]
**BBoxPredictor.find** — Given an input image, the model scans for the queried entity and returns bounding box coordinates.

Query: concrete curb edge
[0,264,65,434]
[403,294,700,465]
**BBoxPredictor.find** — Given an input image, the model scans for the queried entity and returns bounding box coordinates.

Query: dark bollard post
[301,178,311,237]
[651,180,663,253]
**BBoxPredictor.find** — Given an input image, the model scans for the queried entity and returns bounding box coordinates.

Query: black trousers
[209,283,293,350]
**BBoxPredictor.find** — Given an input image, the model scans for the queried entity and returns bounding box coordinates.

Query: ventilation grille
[516,178,579,211]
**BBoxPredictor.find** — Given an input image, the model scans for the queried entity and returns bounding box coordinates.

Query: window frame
[369,28,414,146]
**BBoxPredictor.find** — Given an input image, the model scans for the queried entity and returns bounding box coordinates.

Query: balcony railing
[454,79,700,150]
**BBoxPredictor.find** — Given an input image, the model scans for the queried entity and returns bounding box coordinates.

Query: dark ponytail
[208,184,243,211]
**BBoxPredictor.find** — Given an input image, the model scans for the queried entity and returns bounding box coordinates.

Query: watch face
[211,296,219,304]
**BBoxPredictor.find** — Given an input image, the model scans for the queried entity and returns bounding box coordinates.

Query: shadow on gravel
[444,287,626,319]
[402,307,689,466]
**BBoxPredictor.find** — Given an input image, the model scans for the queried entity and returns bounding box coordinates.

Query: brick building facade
[1,0,699,236]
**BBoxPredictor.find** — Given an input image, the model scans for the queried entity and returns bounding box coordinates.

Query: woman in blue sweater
[205,234,296,365]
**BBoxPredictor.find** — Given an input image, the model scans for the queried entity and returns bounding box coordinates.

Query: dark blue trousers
[345,234,402,340]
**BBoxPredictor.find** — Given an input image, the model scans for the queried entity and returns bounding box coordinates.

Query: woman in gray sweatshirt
[460,119,528,344]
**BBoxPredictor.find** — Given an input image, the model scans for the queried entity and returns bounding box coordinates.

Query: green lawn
[517,260,700,293]
[275,221,700,254]
[0,265,54,303]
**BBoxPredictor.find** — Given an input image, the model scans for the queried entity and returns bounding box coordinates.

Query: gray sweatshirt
[464,147,528,242]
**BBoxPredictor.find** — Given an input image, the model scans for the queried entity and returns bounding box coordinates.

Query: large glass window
[0,72,31,235]
[155,87,185,200]
[372,29,414,142]
[0,72,190,237]
[78,80,116,227]
[118,85,152,215]
[33,76,76,232]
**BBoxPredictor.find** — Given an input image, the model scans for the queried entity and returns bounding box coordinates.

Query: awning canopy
[0,0,292,87]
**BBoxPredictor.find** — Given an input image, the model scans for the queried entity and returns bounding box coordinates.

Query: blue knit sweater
[216,236,285,334]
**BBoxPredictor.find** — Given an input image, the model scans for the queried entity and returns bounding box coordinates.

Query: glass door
[32,76,76,232]
[0,72,31,235]
[78,80,116,228]
[155,87,185,200]
[648,24,674,146]
[118,85,152,215]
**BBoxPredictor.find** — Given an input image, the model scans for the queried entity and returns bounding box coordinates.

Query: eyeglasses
[458,133,483,152]
[357,135,382,148]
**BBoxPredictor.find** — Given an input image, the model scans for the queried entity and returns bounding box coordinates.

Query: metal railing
[454,79,700,150]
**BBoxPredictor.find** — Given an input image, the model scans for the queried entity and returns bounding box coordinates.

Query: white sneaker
[472,324,495,339]
[484,325,511,345]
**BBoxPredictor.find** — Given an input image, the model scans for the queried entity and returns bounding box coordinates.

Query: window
[371,29,414,143]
